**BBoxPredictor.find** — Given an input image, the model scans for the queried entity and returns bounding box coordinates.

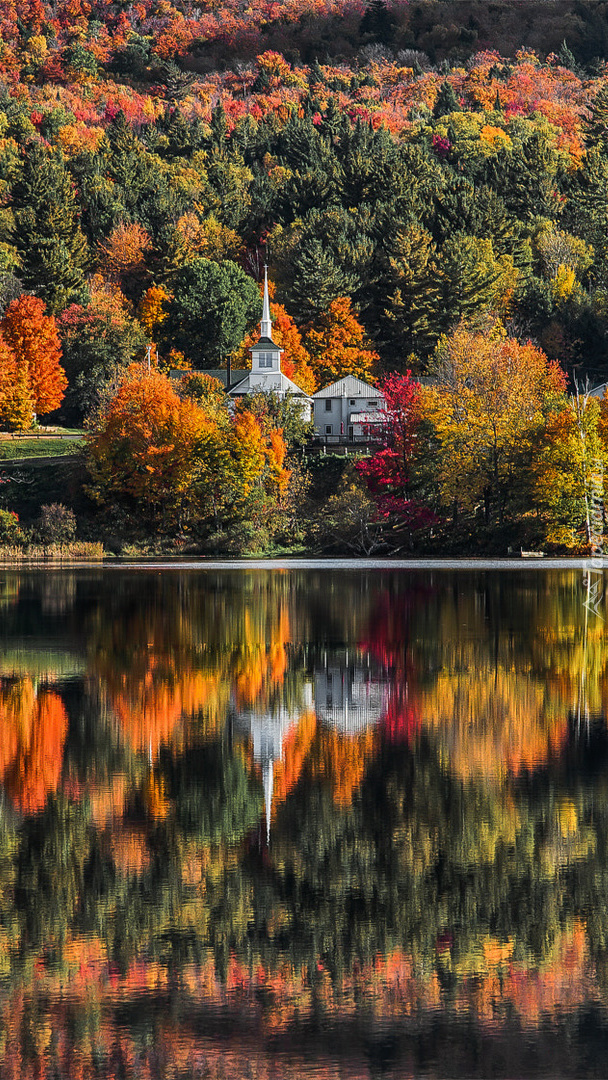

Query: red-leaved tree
[355,371,435,538]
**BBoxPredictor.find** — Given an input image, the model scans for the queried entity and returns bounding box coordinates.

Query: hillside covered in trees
[0,1,608,384]
[3,0,608,551]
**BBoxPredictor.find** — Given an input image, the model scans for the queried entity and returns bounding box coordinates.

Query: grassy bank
[0,541,104,562]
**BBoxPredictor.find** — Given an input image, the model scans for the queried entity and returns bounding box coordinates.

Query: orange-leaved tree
[86,364,291,536]
[137,284,171,338]
[86,363,226,529]
[0,333,32,431]
[0,295,66,425]
[98,221,152,299]
[304,296,379,385]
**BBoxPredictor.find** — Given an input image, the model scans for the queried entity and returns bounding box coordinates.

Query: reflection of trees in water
[5,570,608,1074]
[86,572,316,758]
[0,678,68,812]
[2,729,608,1076]
[364,572,608,783]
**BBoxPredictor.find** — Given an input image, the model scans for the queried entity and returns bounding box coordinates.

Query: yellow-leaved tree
[422,318,567,526]
[533,390,608,550]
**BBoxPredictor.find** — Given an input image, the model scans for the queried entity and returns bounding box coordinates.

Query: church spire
[260,264,272,339]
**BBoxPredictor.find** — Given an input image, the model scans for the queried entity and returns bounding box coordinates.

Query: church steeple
[250,264,282,377]
[260,264,273,340]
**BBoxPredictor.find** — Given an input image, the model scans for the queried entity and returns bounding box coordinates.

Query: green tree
[11,145,89,313]
[433,80,460,118]
[58,291,146,424]
[380,224,441,361]
[286,238,359,324]
[584,83,608,155]
[163,258,261,367]
[437,232,505,328]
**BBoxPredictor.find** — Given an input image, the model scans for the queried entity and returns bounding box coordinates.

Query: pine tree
[360,0,395,44]
[584,84,608,155]
[433,80,460,119]
[558,39,578,73]
[288,238,359,324]
[381,225,441,362]
[155,60,195,102]
[106,112,164,217]
[437,233,503,329]
[12,144,89,313]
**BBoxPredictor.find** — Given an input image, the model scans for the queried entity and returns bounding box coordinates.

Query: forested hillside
[3,1,608,551]
[0,0,606,399]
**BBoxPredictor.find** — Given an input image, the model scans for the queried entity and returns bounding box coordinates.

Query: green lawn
[0,433,84,459]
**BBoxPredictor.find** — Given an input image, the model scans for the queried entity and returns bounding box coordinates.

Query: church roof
[229,371,312,398]
[313,375,382,399]
[250,336,282,350]
[175,368,248,391]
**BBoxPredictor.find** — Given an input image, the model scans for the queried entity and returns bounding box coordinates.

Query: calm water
[1,565,608,1079]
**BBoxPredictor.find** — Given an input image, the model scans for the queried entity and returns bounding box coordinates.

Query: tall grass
[0,542,104,562]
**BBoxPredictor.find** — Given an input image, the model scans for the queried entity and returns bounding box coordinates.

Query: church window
[258,352,274,368]
[325,399,332,411]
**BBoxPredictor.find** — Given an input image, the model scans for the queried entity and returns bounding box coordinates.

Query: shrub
[37,503,77,544]
[0,508,25,545]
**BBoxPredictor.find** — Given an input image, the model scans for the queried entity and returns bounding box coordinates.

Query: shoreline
[1,555,607,571]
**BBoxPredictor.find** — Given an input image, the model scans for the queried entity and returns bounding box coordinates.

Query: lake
[0,563,608,1078]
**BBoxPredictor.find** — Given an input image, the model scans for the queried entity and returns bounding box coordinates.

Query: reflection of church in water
[314,649,388,734]
[233,650,388,840]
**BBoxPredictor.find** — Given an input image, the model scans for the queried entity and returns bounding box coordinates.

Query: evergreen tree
[584,83,608,155]
[380,224,441,362]
[437,232,503,329]
[433,80,460,118]
[360,0,396,44]
[287,238,359,324]
[558,39,579,73]
[155,59,195,102]
[105,112,171,225]
[163,257,261,366]
[11,145,89,313]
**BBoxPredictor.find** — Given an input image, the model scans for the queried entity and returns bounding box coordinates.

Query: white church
[186,269,385,440]
[228,268,313,417]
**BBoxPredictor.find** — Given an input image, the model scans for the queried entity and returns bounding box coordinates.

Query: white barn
[312,375,385,442]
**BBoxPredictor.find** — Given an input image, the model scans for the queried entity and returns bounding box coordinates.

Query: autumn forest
[1,2,608,550]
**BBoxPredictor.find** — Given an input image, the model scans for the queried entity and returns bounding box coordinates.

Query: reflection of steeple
[234,685,313,843]
[314,650,388,733]
[263,757,273,846]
